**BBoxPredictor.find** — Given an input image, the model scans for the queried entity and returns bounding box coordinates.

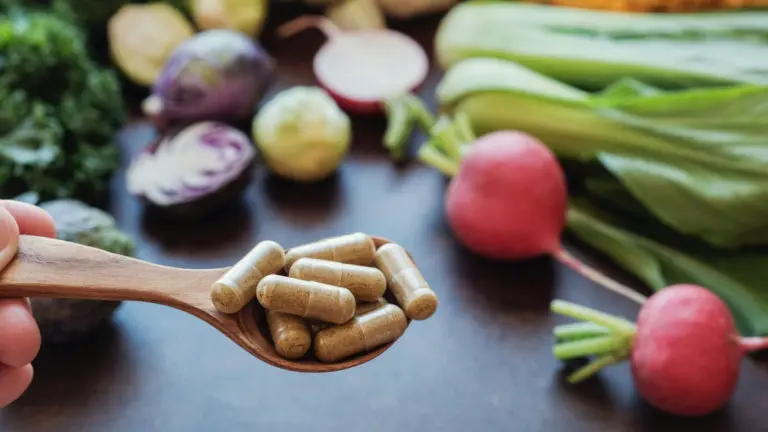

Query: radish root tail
[553,247,647,305]
[739,336,768,353]
[276,15,342,40]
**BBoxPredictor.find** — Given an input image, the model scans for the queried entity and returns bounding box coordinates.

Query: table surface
[3,6,768,432]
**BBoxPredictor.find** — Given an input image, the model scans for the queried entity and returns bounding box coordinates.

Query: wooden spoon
[0,234,410,373]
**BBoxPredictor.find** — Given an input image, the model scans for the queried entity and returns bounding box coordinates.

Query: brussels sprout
[31,199,136,343]
[252,86,351,182]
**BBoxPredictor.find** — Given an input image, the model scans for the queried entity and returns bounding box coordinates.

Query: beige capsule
[374,243,438,321]
[310,298,388,333]
[355,298,388,316]
[211,240,285,314]
[256,274,356,324]
[266,310,312,360]
[283,232,377,272]
[289,257,387,301]
[314,303,408,363]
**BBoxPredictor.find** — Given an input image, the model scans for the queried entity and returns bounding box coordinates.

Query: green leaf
[567,202,768,337]
[438,58,768,248]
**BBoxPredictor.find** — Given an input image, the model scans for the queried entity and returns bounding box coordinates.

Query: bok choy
[436,57,768,249]
[434,2,768,89]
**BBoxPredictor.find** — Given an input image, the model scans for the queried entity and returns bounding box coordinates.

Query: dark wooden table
[2,6,768,432]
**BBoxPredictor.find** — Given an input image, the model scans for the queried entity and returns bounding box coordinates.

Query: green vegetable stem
[382,93,436,160]
[550,299,636,384]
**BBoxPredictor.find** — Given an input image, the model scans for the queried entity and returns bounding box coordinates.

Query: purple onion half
[143,29,276,126]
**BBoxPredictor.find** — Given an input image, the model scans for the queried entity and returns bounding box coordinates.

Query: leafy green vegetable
[0,6,125,203]
[566,201,768,337]
[434,2,768,90]
[437,57,768,249]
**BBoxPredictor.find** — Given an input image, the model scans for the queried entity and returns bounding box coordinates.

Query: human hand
[0,200,56,408]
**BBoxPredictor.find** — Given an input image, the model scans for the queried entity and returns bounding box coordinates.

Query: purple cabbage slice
[127,121,256,218]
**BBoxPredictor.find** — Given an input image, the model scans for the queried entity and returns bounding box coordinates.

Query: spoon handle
[0,235,224,307]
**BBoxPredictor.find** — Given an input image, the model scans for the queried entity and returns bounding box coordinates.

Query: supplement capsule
[256,274,356,324]
[266,310,312,360]
[289,258,386,301]
[355,298,388,316]
[283,232,377,272]
[211,240,285,314]
[374,243,438,321]
[314,304,408,363]
[310,299,387,333]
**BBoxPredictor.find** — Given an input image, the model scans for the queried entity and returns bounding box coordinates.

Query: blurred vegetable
[377,0,457,19]
[435,2,768,90]
[127,121,256,218]
[0,6,126,203]
[252,86,351,182]
[523,0,767,13]
[277,16,428,114]
[143,29,275,127]
[437,57,768,249]
[190,0,269,37]
[33,198,136,343]
[108,3,196,86]
[326,0,386,31]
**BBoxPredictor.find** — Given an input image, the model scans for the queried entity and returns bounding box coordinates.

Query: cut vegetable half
[277,15,429,115]
[127,121,256,219]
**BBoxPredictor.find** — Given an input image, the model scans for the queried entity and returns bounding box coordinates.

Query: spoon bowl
[0,234,411,372]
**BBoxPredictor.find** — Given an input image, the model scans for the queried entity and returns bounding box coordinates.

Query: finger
[0,299,41,367]
[0,364,33,408]
[0,200,56,238]
[0,207,20,270]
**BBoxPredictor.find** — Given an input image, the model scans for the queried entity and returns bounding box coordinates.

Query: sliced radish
[276,16,429,115]
[126,121,256,219]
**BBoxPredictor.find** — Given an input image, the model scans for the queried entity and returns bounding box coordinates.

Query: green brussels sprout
[252,86,351,182]
[31,199,136,343]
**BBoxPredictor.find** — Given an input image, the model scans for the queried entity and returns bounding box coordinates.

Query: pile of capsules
[210,232,439,363]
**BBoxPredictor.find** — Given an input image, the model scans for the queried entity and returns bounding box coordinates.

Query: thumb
[0,207,20,271]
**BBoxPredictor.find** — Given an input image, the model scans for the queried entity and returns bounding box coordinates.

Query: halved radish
[276,16,430,115]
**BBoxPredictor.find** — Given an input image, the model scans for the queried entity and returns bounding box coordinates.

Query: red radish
[631,284,768,416]
[276,16,429,115]
[425,128,648,304]
[552,284,768,417]
[445,130,567,261]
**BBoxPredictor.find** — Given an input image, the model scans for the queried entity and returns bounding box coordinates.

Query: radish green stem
[383,97,413,159]
[454,111,475,143]
[566,354,622,384]
[432,123,463,162]
[403,94,436,132]
[550,300,636,334]
[554,322,612,341]
[277,15,342,40]
[553,247,648,305]
[553,335,626,360]
[418,146,459,177]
